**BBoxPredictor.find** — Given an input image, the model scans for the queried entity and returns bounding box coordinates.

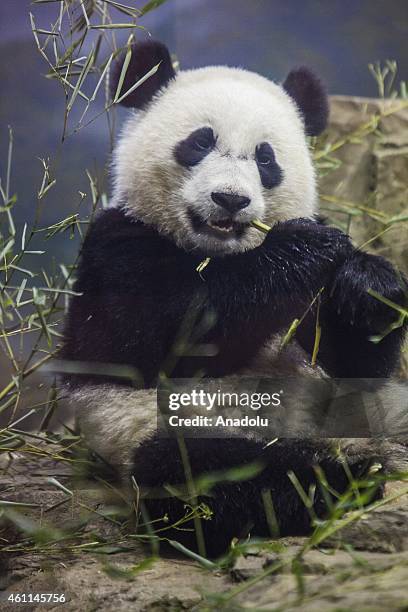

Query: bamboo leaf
[115,61,160,104]
[140,0,169,16]
[67,49,95,112]
[167,540,217,569]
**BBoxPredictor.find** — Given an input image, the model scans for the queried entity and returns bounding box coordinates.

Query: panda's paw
[329,251,407,333]
[269,218,353,268]
[259,439,385,533]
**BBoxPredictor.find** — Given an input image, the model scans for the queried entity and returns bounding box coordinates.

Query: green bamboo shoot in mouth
[196,219,272,274]
[250,219,271,234]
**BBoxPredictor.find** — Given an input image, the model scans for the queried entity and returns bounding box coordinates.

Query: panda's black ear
[283,67,329,136]
[111,40,175,108]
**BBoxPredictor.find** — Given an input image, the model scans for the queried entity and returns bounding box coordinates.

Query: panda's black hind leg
[131,437,383,558]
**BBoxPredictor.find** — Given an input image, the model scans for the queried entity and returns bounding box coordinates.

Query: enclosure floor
[1,453,408,611]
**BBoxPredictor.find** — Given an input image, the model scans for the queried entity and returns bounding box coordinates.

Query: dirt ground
[1,451,408,612]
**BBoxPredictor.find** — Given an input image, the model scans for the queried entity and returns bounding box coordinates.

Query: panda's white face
[112,66,318,255]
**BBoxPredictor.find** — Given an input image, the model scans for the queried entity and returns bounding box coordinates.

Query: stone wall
[320,96,408,273]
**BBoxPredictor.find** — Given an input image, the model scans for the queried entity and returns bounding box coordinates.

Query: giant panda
[62,40,407,557]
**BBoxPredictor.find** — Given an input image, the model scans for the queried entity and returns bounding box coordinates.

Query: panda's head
[111,41,328,255]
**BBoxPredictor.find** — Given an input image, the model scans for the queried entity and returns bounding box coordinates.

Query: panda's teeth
[208,219,234,233]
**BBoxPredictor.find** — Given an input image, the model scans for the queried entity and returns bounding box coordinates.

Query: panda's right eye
[174,127,216,167]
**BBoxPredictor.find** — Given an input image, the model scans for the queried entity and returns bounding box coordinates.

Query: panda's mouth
[188,210,248,239]
[208,218,236,233]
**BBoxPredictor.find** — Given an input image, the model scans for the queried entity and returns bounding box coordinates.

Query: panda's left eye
[255,142,283,189]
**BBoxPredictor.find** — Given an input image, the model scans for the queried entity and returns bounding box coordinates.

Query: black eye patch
[255,142,283,189]
[174,127,216,168]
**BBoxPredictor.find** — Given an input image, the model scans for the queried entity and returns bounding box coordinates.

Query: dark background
[0,0,407,263]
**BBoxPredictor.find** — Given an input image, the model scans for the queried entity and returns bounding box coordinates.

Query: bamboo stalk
[196,219,271,274]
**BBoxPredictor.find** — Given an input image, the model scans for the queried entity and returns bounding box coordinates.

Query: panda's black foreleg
[132,436,381,558]
[318,251,407,378]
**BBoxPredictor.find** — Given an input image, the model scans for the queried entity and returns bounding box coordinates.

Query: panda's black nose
[211,192,251,214]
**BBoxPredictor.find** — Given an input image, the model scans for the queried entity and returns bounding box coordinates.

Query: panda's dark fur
[62,40,407,557]
[64,209,404,382]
